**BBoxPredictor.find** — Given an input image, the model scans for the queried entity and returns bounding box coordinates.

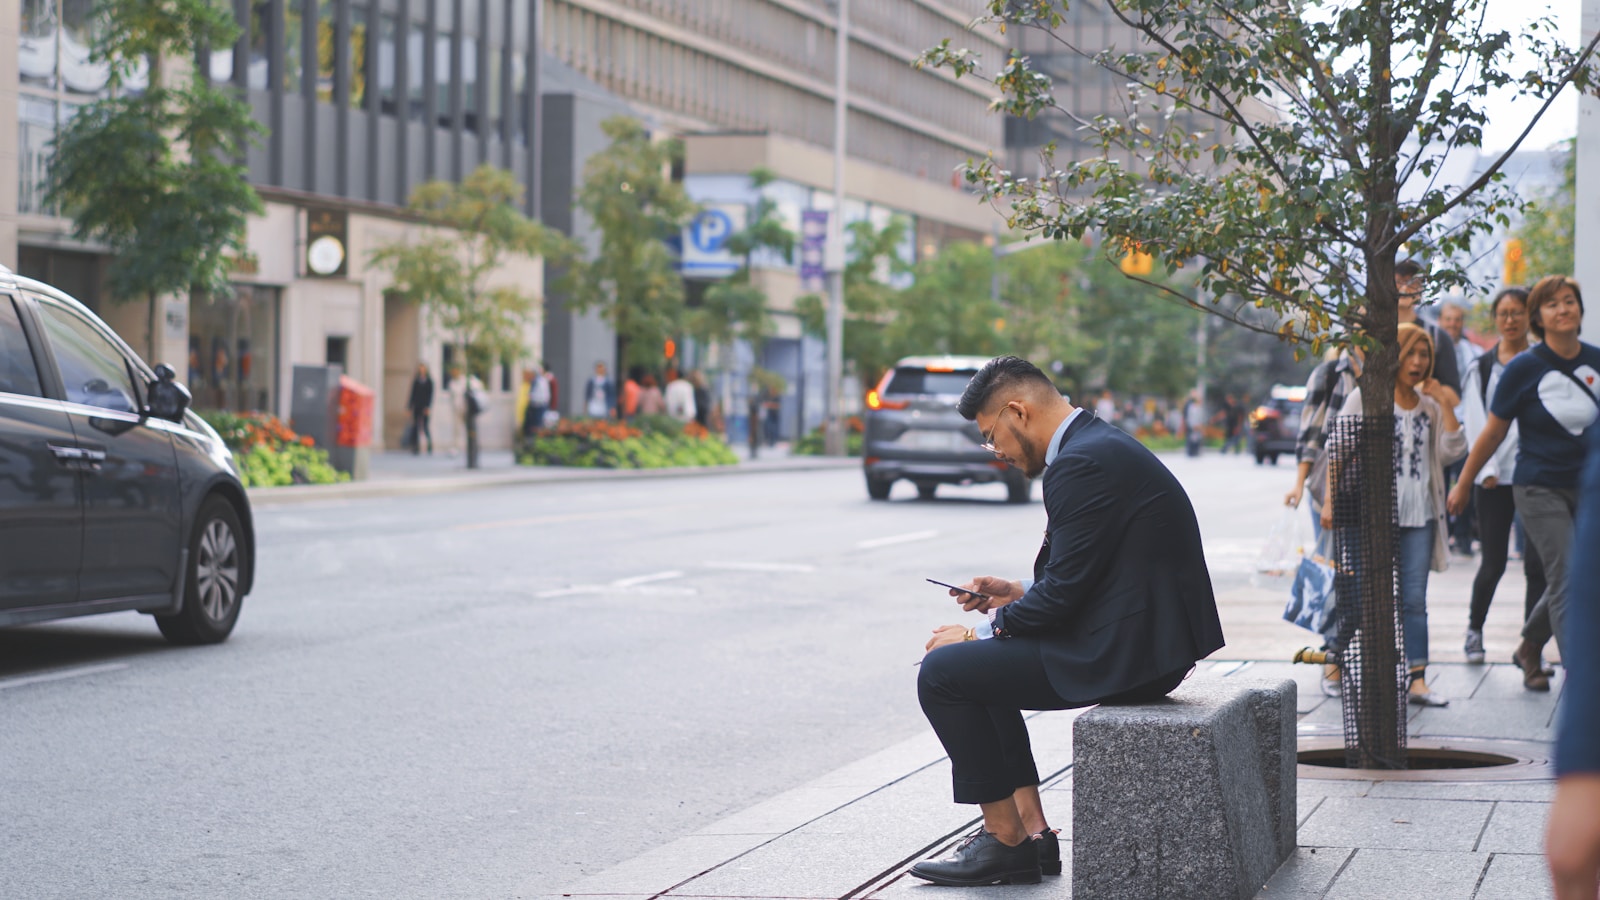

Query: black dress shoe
[1033,828,1062,876]
[909,830,1041,886]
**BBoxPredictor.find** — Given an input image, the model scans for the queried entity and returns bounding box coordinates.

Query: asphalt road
[0,451,1532,896]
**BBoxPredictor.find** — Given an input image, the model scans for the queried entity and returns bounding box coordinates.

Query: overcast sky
[1478,0,1582,153]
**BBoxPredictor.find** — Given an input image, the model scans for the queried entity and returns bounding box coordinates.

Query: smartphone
[926,578,989,600]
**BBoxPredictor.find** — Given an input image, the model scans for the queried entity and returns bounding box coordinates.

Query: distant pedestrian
[1326,324,1466,706]
[523,364,553,437]
[1183,390,1205,457]
[1396,259,1463,396]
[1094,390,1116,423]
[1219,394,1246,454]
[1459,287,1546,667]
[1451,275,1600,690]
[407,362,434,455]
[1288,344,1363,697]
[664,368,696,423]
[638,373,665,416]
[1546,424,1600,900]
[584,362,615,419]
[621,367,643,420]
[690,371,712,429]
[1440,301,1481,555]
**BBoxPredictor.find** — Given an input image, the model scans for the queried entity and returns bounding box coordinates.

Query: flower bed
[198,410,348,487]
[518,415,738,468]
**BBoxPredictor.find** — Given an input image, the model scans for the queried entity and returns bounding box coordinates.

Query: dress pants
[918,637,1187,804]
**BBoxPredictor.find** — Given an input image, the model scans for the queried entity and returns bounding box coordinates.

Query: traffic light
[1503,238,1526,286]
[1120,243,1154,276]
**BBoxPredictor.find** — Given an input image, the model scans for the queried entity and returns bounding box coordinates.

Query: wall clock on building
[307,235,346,276]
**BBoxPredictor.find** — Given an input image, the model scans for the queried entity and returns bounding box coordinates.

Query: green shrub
[196,409,348,487]
[518,417,737,469]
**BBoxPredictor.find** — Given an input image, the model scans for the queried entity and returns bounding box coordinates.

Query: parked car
[1249,384,1306,465]
[0,267,254,643]
[861,355,1031,502]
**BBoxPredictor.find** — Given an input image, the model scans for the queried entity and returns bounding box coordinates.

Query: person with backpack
[1450,275,1600,690]
[1459,287,1547,667]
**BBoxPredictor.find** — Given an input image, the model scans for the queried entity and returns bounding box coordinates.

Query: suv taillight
[866,389,908,410]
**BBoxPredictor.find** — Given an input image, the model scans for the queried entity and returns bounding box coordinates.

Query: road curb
[246,456,860,506]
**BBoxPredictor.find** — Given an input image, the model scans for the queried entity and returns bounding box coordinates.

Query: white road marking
[451,504,695,532]
[856,530,939,550]
[611,570,685,588]
[701,561,817,573]
[0,662,129,691]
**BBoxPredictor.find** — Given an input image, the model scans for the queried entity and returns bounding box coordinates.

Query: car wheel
[156,496,247,645]
[866,474,893,501]
[1005,472,1031,504]
[916,482,938,501]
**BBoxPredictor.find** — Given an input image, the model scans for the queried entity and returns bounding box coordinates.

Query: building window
[20,0,56,87]
[60,0,107,94]
[249,0,269,89]
[378,12,396,114]
[18,95,56,214]
[486,46,501,135]
[350,4,369,108]
[407,25,424,120]
[461,35,477,132]
[434,29,452,127]
[284,0,303,93]
[315,0,334,102]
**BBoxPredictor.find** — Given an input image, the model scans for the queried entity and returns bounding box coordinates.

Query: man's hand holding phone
[931,576,1024,612]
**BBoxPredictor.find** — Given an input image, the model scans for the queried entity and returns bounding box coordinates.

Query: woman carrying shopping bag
[1325,323,1467,706]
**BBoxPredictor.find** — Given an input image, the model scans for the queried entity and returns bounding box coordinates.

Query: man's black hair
[1490,286,1529,318]
[1395,259,1424,279]
[956,356,1054,421]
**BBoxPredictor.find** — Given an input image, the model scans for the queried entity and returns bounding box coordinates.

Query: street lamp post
[824,0,850,456]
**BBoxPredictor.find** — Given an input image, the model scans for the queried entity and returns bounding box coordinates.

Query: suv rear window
[884,368,978,396]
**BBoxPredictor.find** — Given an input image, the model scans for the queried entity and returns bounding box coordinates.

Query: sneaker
[1321,664,1342,697]
[1464,629,1486,664]
[1408,670,1451,707]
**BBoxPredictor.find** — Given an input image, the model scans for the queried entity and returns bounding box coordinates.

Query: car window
[34,299,139,414]
[0,295,44,398]
[884,368,979,395]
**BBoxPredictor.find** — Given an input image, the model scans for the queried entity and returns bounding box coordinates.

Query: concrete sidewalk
[545,660,1562,900]
[246,441,857,506]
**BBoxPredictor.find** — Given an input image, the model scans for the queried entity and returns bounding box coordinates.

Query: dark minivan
[0,267,253,643]
[862,355,1031,503]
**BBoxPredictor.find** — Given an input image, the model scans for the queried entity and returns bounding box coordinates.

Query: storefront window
[188,285,280,413]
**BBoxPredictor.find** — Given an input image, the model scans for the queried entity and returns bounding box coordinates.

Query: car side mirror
[146,363,192,423]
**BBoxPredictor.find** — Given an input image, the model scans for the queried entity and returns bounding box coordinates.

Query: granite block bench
[1072,677,1297,899]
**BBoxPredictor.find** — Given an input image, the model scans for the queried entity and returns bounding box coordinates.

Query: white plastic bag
[1255,506,1312,578]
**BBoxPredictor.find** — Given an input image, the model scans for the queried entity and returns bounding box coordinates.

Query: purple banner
[800,209,829,291]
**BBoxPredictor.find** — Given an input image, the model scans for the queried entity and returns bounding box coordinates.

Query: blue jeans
[1398,522,1435,670]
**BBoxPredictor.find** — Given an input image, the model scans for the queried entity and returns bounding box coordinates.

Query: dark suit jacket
[991,414,1226,701]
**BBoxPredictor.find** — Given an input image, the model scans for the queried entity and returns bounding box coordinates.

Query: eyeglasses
[1496,308,1527,320]
[979,406,1016,454]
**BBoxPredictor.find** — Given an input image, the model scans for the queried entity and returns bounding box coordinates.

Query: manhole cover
[1296,736,1553,782]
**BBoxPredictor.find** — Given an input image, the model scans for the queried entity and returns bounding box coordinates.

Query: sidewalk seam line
[1468,850,1496,899]
[1471,800,1498,853]
[1319,848,1358,900]
[838,760,1075,900]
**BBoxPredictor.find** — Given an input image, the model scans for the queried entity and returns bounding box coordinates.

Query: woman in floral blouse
[1324,323,1467,706]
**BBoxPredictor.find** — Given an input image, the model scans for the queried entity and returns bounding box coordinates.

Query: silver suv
[862,355,1031,503]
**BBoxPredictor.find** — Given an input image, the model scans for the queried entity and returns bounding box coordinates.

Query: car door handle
[47,444,107,465]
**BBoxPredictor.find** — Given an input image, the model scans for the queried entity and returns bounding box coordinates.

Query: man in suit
[910,356,1226,887]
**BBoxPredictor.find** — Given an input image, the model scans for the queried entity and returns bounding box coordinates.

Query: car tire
[916,482,938,501]
[156,496,247,645]
[866,474,893,501]
[1005,472,1031,504]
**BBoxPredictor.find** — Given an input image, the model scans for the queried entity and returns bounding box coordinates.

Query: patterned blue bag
[1284,534,1337,634]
